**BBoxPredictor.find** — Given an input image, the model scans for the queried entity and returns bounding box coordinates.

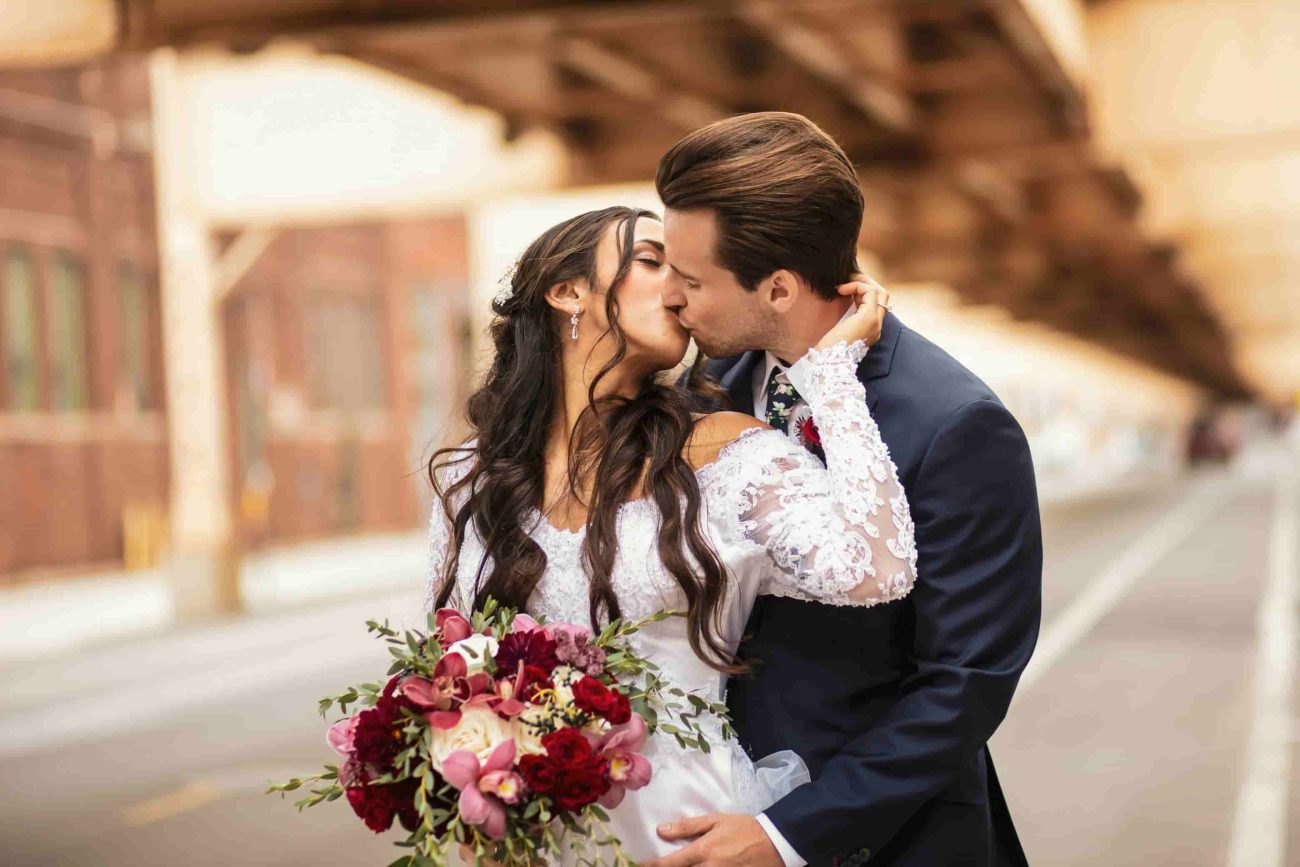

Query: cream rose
[550,665,581,710]
[427,706,513,774]
[444,633,499,674]
[510,704,553,757]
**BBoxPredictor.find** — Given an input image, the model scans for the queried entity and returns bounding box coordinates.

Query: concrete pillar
[149,48,242,620]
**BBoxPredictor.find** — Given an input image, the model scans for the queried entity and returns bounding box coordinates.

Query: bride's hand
[815,275,891,350]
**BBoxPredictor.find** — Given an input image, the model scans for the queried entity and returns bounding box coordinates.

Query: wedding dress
[424,340,918,863]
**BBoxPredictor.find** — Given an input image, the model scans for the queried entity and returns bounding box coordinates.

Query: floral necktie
[765,365,825,462]
[764,366,801,434]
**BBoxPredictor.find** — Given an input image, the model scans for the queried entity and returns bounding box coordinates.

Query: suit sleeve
[762,398,1043,863]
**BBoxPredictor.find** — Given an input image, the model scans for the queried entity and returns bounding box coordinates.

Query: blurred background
[0,0,1297,864]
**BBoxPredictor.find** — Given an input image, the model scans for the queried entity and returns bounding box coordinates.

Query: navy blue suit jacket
[703,313,1042,866]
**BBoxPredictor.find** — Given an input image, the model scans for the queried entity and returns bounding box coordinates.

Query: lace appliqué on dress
[702,339,919,606]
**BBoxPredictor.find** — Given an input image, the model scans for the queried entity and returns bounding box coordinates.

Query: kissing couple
[427,111,1042,867]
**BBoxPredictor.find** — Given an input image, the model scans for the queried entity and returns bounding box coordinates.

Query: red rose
[517,728,612,812]
[495,630,560,675]
[343,772,419,834]
[605,690,631,725]
[572,676,630,724]
[798,416,822,447]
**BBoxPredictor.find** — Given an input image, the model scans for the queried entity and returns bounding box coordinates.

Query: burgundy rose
[518,728,611,813]
[351,694,415,767]
[494,629,559,675]
[341,767,419,834]
[572,677,630,724]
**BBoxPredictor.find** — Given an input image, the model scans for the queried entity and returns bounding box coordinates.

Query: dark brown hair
[656,111,863,300]
[427,206,741,674]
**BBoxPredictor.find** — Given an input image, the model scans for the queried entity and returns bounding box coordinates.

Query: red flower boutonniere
[797,416,822,448]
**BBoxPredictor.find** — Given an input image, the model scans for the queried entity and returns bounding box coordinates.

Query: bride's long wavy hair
[427,206,742,674]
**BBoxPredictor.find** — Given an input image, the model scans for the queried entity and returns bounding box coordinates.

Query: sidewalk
[0,468,1189,669]
[0,530,427,667]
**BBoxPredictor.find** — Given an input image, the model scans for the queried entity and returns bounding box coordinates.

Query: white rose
[445,633,499,674]
[511,705,552,757]
[428,706,513,774]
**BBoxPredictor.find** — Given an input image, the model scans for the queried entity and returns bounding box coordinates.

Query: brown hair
[656,111,863,300]
[427,207,742,674]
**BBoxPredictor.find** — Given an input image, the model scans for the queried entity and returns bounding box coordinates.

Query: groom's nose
[661,281,686,312]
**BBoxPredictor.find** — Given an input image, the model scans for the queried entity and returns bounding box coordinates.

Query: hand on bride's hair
[816,277,891,350]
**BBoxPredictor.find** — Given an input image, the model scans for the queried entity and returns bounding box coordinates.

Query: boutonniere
[793,413,826,463]
[797,415,822,448]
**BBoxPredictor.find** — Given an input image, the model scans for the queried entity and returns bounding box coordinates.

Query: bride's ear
[543,278,586,315]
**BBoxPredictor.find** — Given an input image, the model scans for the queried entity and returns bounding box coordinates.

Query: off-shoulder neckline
[528,425,780,537]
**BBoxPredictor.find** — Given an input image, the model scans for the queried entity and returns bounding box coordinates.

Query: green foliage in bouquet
[267,598,733,866]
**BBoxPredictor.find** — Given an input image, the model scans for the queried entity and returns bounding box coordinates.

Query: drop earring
[570,306,581,340]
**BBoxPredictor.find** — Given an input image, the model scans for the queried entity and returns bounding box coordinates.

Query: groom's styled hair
[655,111,863,300]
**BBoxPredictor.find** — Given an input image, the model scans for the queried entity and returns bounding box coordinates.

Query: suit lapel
[857,312,902,411]
[718,350,762,416]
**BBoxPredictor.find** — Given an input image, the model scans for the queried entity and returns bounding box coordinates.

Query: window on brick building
[304,292,387,412]
[118,262,155,410]
[47,252,89,411]
[2,245,40,410]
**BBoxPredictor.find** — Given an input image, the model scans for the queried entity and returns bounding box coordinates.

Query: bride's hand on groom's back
[816,276,891,351]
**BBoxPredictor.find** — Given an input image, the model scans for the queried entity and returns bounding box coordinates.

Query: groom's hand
[643,813,784,867]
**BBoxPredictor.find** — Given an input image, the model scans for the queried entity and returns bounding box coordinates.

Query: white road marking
[1019,476,1224,694]
[1227,465,1298,867]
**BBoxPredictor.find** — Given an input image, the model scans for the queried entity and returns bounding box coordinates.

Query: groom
[648,112,1043,867]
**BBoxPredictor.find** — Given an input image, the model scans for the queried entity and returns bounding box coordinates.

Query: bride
[425,205,917,863]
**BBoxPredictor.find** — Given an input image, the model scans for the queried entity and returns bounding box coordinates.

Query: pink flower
[550,623,606,676]
[544,622,593,644]
[327,714,360,756]
[440,739,517,839]
[401,652,474,730]
[478,769,525,805]
[435,608,473,644]
[511,613,543,633]
[591,714,652,808]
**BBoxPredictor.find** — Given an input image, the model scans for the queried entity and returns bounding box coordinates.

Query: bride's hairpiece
[493,259,520,305]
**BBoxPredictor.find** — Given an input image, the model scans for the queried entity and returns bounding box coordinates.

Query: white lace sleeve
[423,449,476,615]
[710,340,918,607]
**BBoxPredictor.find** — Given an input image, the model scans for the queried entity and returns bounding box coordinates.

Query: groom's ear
[762,269,804,314]
[543,278,585,312]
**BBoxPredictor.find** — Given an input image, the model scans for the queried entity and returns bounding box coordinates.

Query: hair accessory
[492,260,520,305]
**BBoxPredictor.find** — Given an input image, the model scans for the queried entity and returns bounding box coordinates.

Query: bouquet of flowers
[267,598,730,866]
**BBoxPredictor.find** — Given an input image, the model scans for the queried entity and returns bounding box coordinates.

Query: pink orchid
[402,652,473,730]
[477,660,531,718]
[435,608,473,644]
[441,740,518,839]
[326,714,360,756]
[592,714,652,808]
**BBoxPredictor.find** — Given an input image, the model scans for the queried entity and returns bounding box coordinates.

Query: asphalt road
[2,451,1296,866]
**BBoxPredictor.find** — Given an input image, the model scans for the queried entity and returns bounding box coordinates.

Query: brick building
[0,58,472,580]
